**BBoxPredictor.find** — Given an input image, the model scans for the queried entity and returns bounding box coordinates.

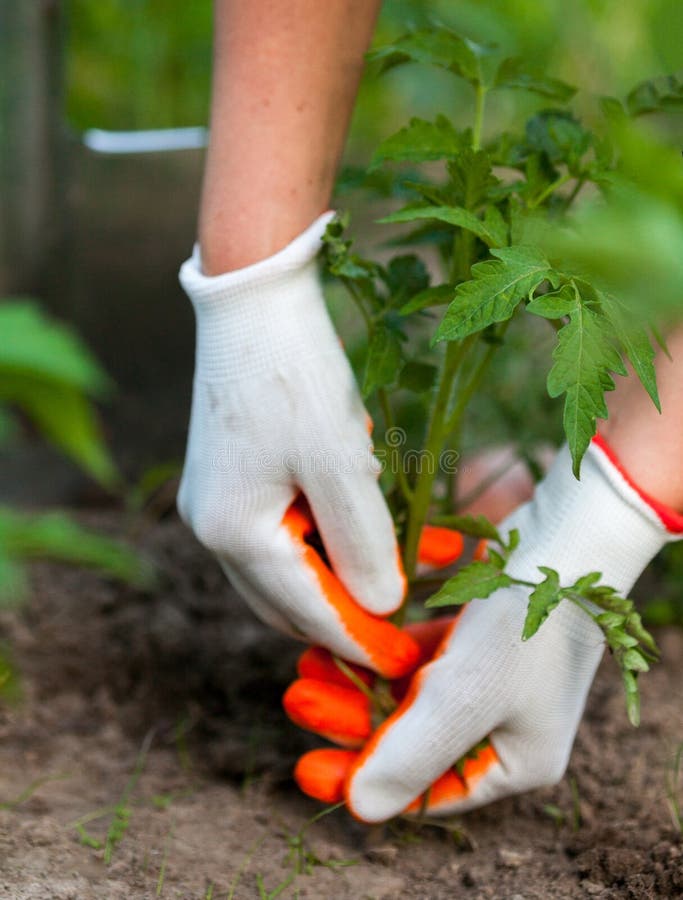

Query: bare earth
[1,515,682,899]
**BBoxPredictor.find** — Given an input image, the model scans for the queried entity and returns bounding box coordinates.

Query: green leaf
[399,284,455,316]
[626,74,683,117]
[624,611,660,657]
[381,204,504,248]
[571,571,602,592]
[606,630,639,651]
[398,361,438,393]
[526,283,576,319]
[0,376,119,488]
[425,560,513,608]
[622,648,650,672]
[522,566,562,640]
[447,149,498,208]
[483,205,508,248]
[595,611,627,630]
[0,507,155,588]
[431,514,502,541]
[546,289,627,476]
[381,255,430,307]
[525,110,592,171]
[362,324,403,397]
[370,116,466,169]
[595,288,660,411]
[495,57,577,102]
[0,301,112,396]
[367,28,484,85]
[322,216,378,283]
[435,246,556,343]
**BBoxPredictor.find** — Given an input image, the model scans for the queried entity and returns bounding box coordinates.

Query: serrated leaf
[525,110,592,171]
[362,324,403,397]
[483,205,508,248]
[370,115,465,169]
[571,571,602,592]
[432,514,502,542]
[435,245,556,343]
[522,566,562,640]
[447,149,498,208]
[622,648,650,672]
[398,360,438,393]
[596,611,627,629]
[399,284,455,316]
[425,560,513,608]
[546,292,627,476]
[626,74,683,117]
[495,57,577,102]
[527,283,576,319]
[367,28,483,84]
[380,204,503,248]
[0,301,112,396]
[585,590,631,614]
[322,215,379,283]
[595,288,660,411]
[624,611,660,657]
[607,630,639,650]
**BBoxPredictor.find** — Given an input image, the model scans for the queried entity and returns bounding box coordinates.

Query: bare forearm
[199,0,381,274]
[602,327,683,511]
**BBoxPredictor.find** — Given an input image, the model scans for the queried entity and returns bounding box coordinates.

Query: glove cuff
[179,212,339,382]
[179,211,335,301]
[503,437,682,596]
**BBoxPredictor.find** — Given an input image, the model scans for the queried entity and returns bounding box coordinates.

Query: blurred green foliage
[0,300,118,487]
[66,0,212,130]
[0,299,154,687]
[66,0,682,137]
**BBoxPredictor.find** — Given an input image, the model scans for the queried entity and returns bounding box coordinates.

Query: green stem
[401,339,473,595]
[528,172,573,209]
[344,279,372,330]
[472,85,487,153]
[564,177,586,209]
[445,320,510,435]
[378,388,413,503]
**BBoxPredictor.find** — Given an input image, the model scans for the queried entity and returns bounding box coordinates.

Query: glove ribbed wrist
[504,438,683,596]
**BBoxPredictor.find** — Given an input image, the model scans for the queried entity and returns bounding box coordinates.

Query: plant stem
[529,172,573,209]
[472,85,487,153]
[378,388,413,503]
[401,339,473,593]
[344,279,372,330]
[445,331,503,436]
[564,176,586,209]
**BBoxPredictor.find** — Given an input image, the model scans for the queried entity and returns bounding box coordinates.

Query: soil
[0,511,682,900]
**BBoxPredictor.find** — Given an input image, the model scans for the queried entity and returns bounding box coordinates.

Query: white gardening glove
[345,437,683,821]
[177,213,418,679]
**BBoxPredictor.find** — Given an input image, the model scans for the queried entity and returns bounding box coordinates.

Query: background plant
[322,22,683,724]
[0,298,154,694]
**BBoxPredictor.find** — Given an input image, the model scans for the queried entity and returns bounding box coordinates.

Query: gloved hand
[288,438,683,820]
[177,213,417,678]
[284,618,497,809]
